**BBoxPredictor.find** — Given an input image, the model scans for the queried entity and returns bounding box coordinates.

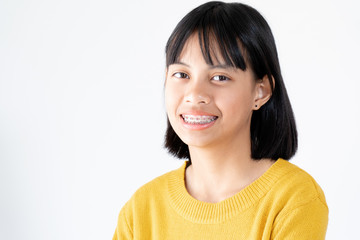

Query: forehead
[166,25,249,72]
[178,33,228,66]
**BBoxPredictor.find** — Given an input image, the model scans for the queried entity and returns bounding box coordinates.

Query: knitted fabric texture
[113,159,328,239]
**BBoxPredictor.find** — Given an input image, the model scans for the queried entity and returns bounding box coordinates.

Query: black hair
[164,1,297,161]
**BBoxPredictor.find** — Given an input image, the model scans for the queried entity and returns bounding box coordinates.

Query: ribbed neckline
[168,159,293,224]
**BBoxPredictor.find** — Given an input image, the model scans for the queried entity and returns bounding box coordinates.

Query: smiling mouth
[181,114,218,124]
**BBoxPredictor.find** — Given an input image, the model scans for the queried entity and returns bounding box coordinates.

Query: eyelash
[211,75,230,81]
[172,72,230,81]
[173,72,189,79]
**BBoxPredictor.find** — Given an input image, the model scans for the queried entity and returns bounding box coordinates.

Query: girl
[113,1,328,239]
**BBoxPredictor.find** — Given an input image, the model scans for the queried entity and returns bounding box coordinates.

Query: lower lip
[181,116,217,130]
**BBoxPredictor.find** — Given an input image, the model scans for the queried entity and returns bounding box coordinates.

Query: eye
[212,75,230,81]
[173,72,189,79]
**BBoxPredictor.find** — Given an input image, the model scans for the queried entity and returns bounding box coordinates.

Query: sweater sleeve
[112,205,133,240]
[271,197,329,240]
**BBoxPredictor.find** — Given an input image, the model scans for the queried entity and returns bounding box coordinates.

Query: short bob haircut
[164,1,297,161]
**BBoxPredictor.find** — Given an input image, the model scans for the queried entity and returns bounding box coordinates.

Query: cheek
[164,84,180,115]
[219,90,254,115]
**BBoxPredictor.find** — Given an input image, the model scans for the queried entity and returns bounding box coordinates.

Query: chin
[179,134,217,149]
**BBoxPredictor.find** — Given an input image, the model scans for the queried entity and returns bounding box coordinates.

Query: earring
[255,105,258,108]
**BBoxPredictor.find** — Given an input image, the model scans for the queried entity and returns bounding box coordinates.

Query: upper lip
[180,110,218,117]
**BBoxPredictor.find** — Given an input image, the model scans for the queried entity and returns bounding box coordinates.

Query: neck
[185,140,274,203]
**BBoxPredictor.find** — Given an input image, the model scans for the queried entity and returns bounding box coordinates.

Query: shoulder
[266,159,328,228]
[268,160,329,238]
[123,163,186,209]
[114,164,186,239]
[272,159,327,207]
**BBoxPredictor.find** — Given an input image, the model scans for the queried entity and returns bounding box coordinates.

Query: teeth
[182,115,217,124]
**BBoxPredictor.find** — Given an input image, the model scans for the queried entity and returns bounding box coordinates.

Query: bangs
[165,3,248,70]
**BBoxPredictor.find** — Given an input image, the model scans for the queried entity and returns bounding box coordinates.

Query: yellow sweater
[113,159,328,239]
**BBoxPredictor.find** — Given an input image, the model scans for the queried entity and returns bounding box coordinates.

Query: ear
[253,75,274,110]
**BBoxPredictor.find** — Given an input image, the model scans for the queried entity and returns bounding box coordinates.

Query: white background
[1,0,359,239]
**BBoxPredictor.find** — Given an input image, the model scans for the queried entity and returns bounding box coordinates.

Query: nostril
[184,87,211,104]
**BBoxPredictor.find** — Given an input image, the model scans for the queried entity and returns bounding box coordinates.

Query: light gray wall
[1,0,359,239]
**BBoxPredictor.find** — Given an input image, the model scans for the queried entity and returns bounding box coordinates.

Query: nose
[184,78,211,105]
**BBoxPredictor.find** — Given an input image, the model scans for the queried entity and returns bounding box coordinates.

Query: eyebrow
[171,61,235,70]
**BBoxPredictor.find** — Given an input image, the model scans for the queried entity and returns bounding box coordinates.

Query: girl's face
[165,34,266,150]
